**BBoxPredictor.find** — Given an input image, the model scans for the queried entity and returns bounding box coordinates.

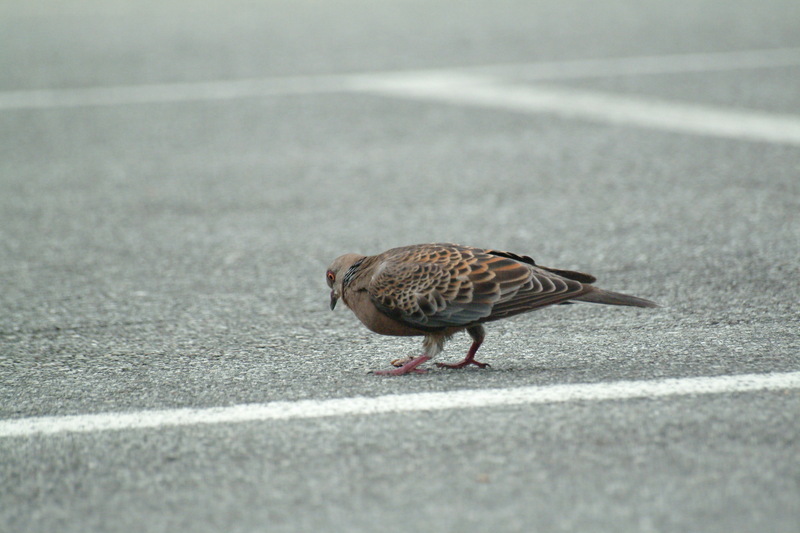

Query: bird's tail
[573,288,659,308]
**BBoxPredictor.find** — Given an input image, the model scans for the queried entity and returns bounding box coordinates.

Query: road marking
[351,74,800,146]
[0,75,355,110]
[1,371,798,438]
[463,46,800,80]
[1,47,799,111]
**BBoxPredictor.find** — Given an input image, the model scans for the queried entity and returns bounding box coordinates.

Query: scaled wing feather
[368,244,590,330]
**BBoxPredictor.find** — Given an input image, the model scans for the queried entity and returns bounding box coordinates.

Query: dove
[326,243,658,375]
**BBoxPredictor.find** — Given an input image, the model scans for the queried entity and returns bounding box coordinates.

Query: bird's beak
[330,290,339,310]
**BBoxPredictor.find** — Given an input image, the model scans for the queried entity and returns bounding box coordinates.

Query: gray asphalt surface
[2,1,799,532]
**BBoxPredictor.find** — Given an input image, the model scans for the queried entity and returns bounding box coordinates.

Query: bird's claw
[436,360,491,370]
[374,355,431,376]
[374,367,428,375]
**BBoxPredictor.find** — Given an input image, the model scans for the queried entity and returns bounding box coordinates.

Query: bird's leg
[435,342,487,369]
[374,355,431,376]
[437,325,489,369]
[376,334,443,375]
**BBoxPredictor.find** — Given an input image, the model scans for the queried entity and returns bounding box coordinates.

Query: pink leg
[374,355,431,376]
[436,335,489,370]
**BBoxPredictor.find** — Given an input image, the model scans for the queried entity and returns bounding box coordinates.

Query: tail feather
[574,288,659,308]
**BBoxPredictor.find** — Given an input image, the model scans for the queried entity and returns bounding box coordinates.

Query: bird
[326,243,658,375]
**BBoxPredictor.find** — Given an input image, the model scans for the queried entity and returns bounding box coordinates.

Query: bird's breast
[344,288,424,337]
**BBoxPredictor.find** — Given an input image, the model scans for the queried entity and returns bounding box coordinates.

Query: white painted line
[464,47,800,80]
[0,75,355,110]
[352,74,800,146]
[1,47,798,111]
[1,371,798,438]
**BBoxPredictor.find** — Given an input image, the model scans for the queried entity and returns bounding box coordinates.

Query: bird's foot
[436,359,491,370]
[374,355,431,376]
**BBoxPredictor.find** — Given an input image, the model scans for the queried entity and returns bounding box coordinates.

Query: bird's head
[326,253,366,310]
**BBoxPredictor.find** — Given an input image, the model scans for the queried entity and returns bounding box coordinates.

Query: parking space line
[0,75,355,111]
[351,73,800,146]
[1,47,799,111]
[1,371,798,438]
[462,46,800,80]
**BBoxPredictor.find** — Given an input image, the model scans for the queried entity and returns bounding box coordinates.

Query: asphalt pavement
[1,1,799,532]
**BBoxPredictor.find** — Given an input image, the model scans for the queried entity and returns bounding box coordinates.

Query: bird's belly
[358,307,423,336]
[345,291,424,336]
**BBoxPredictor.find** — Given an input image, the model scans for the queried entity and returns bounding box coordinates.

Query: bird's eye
[326,271,335,284]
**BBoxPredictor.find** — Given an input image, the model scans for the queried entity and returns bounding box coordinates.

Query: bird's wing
[367,243,590,330]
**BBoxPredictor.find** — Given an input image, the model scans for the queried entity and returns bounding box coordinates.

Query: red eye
[326,271,335,283]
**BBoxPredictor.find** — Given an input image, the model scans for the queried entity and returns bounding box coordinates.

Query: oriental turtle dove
[326,243,658,375]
